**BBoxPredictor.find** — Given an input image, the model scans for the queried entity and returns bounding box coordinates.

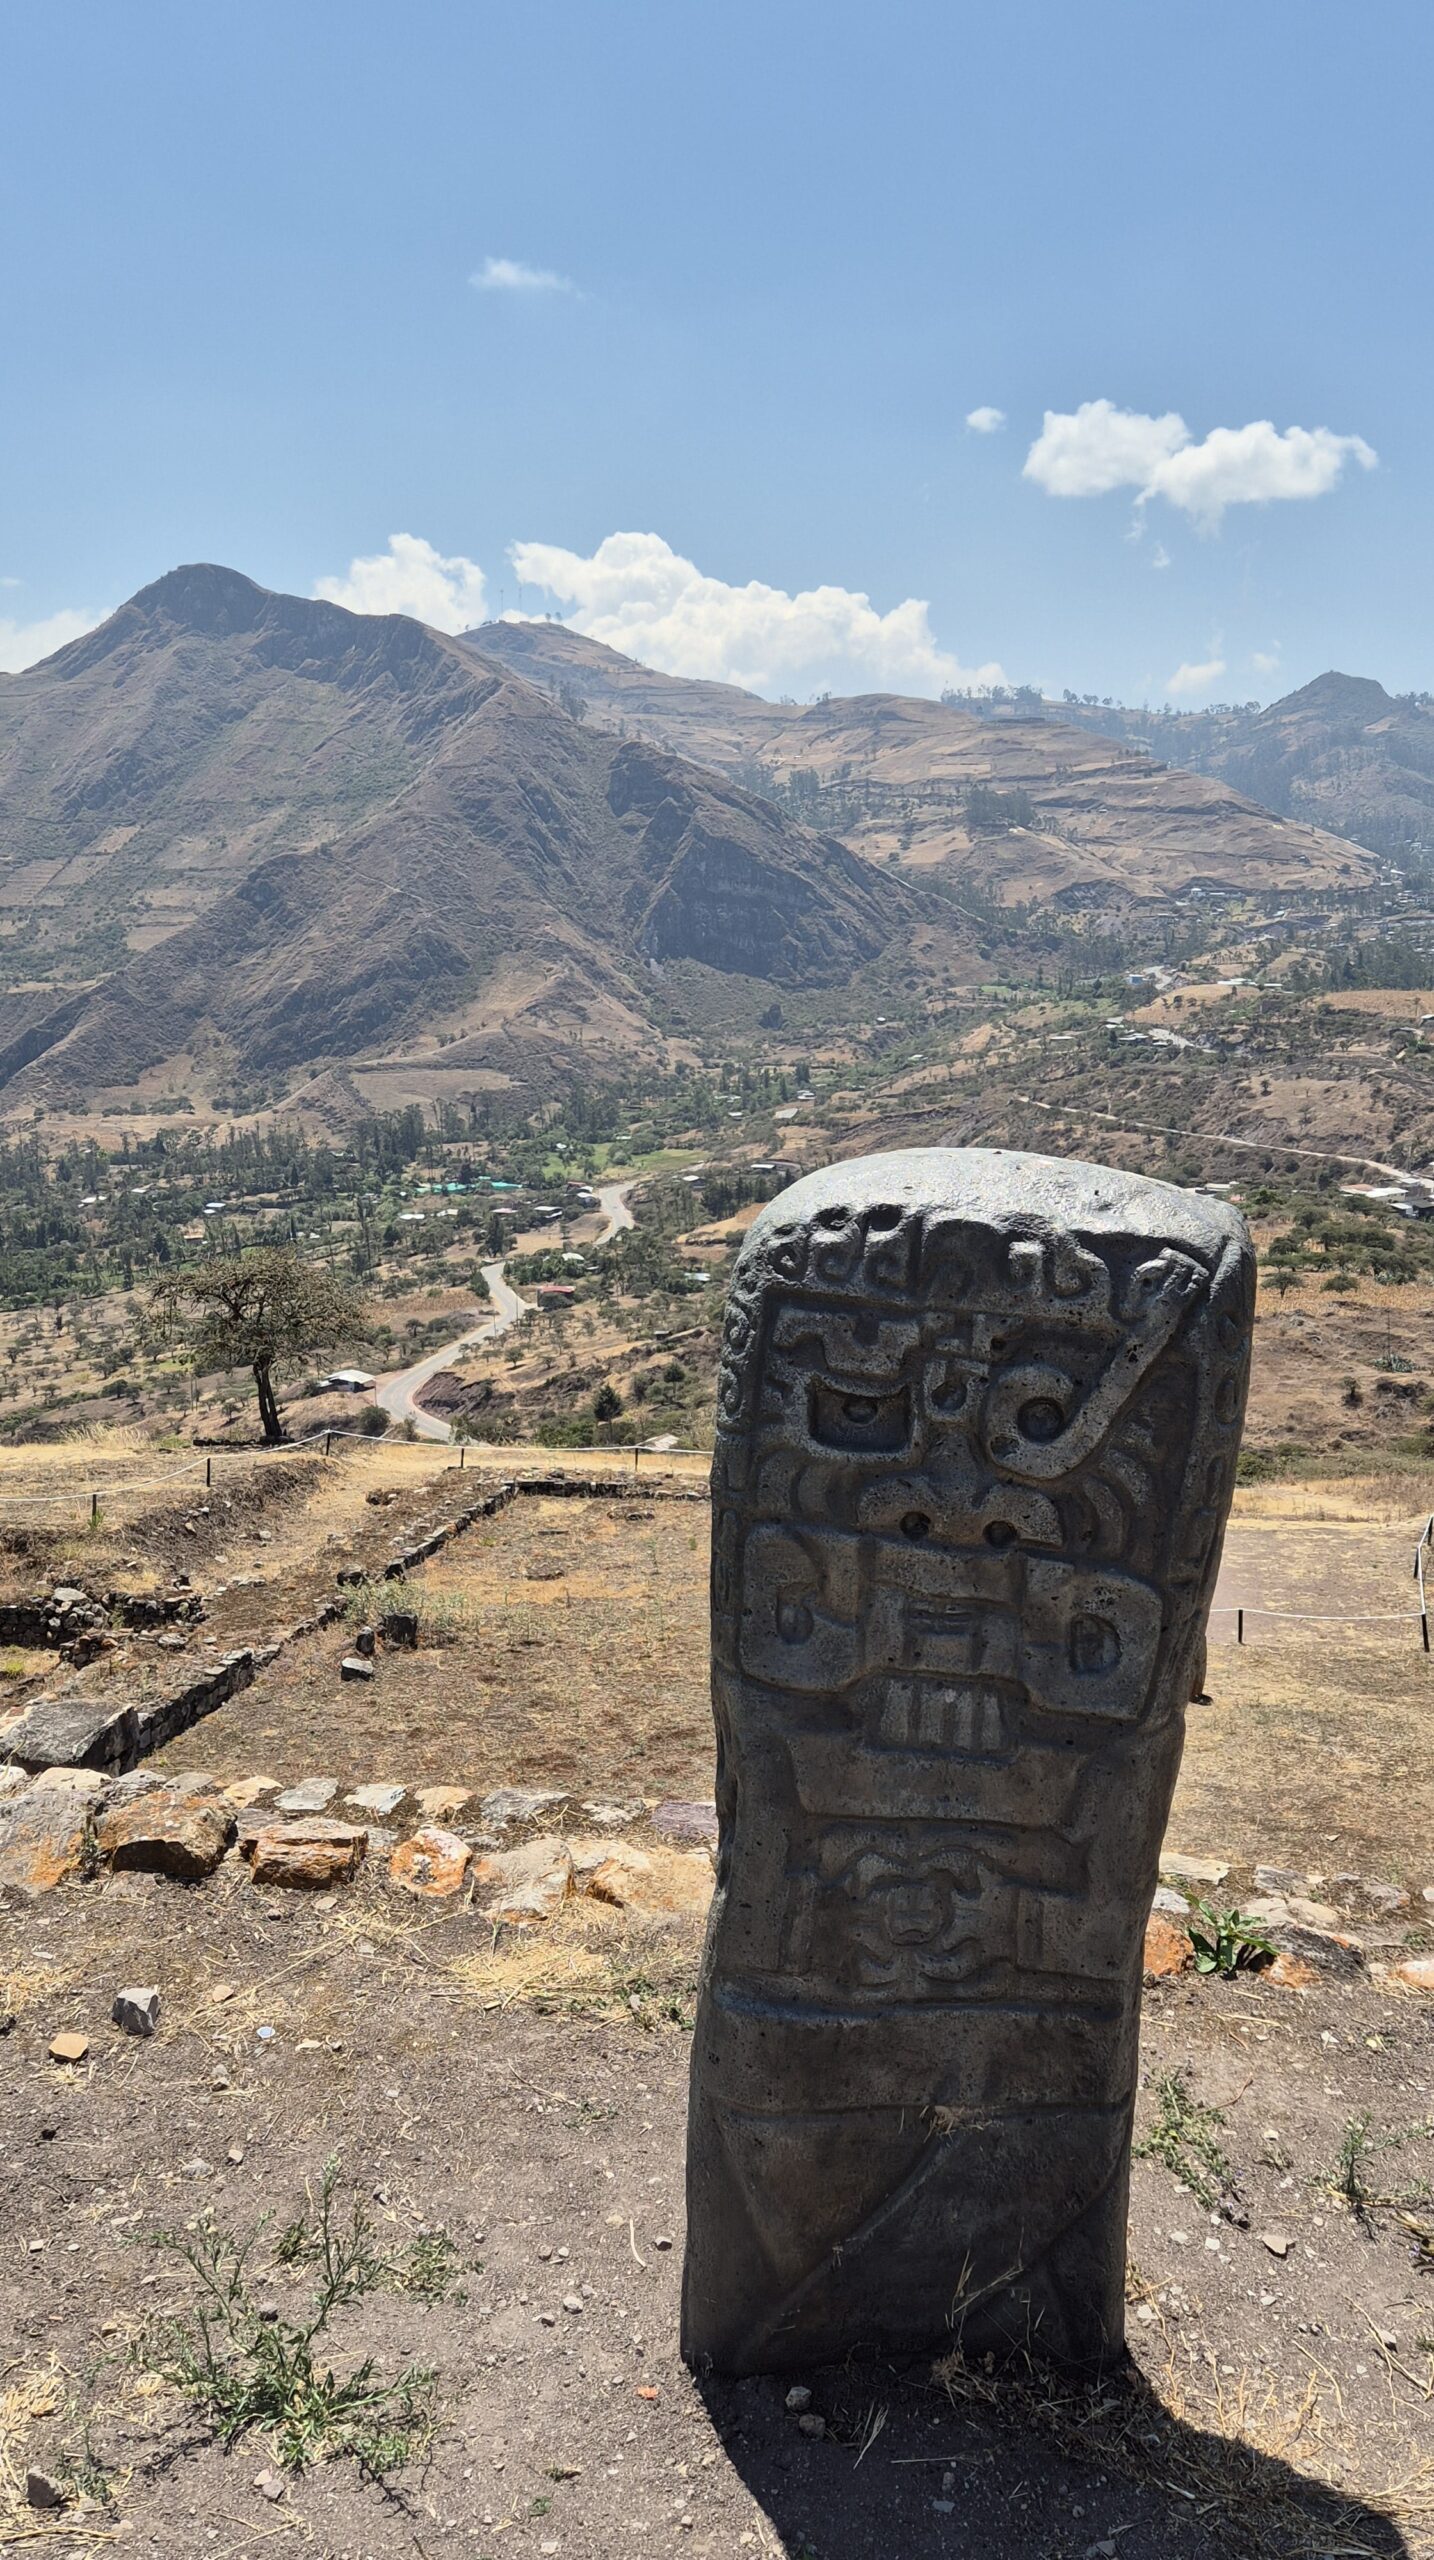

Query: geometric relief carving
[683,1147,1252,2375]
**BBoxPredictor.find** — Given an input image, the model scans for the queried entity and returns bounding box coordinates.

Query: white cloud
[965,405,1005,434]
[1167,656,1227,699]
[1024,398,1376,527]
[314,533,487,632]
[507,529,1004,698]
[1251,647,1282,677]
[470,255,574,295]
[0,605,105,672]
[1025,401,1188,498]
[1150,543,1171,571]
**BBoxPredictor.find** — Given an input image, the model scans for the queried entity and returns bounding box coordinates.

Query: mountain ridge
[0,568,918,1114]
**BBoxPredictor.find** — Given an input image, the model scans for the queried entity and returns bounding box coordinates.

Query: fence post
[1236,1607,1244,1645]
[1423,1611,1430,1655]
[460,1443,466,1470]
[633,1443,641,1475]
[325,1431,332,1459]
[90,1490,99,1525]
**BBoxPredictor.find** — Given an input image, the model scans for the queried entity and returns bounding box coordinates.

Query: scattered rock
[253,2468,286,2502]
[480,1786,569,1832]
[651,1798,719,1847]
[797,2413,826,2438]
[1142,1913,1192,1981]
[1159,1852,1229,1887]
[245,1820,367,1889]
[48,2032,89,2064]
[576,1843,655,1910]
[413,1784,471,1822]
[473,1835,573,1923]
[785,2386,812,2413]
[0,1766,28,1805]
[1389,1954,1434,1994]
[1254,1864,1306,1896]
[30,1766,105,1797]
[353,1624,377,1657]
[1260,2230,1292,2258]
[224,1776,280,1808]
[1266,1951,1318,1990]
[348,1783,407,1817]
[380,1609,419,1647]
[112,1986,161,2037]
[97,1789,235,1882]
[580,1799,644,1830]
[273,1778,339,1816]
[339,1655,375,1683]
[1361,1880,1411,1916]
[0,1794,94,1905]
[25,2469,65,2510]
[1150,1883,1189,1917]
[388,1825,470,1900]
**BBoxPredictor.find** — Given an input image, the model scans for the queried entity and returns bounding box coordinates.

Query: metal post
[325,1431,332,1459]
[633,1443,640,1474]
[205,1456,212,1488]
[460,1443,466,1469]
[1236,1607,1244,1644]
[1423,1612,1430,1655]
[90,1490,99,1525]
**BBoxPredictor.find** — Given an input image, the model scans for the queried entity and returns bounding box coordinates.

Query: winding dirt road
[375,1260,531,1444]
[373,1185,634,1445]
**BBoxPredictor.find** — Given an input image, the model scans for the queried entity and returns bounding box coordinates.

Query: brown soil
[1,1871,1431,2559]
[148,1491,714,1803]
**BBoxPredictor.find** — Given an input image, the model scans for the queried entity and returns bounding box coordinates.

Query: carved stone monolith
[682,1148,1251,2375]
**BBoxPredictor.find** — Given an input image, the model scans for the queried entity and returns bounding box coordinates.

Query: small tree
[150,1248,370,1444]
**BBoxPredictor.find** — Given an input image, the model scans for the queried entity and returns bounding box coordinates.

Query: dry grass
[445,1904,702,2024]
[934,2327,1430,2560]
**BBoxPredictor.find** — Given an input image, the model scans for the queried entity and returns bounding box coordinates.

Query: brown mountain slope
[0,568,919,1112]
[468,623,1374,905]
[1040,672,1434,871]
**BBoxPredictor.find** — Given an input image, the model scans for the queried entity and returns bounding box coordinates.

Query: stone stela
[682,1147,1252,2375]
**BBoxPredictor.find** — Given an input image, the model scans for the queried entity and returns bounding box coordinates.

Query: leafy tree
[150,1248,370,1443]
[592,1381,623,1422]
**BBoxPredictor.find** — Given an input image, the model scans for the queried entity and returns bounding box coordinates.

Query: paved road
[373,1187,632,1445]
[594,1180,635,1239]
[374,1260,531,1444]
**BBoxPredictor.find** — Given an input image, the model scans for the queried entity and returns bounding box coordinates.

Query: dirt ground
[123,1478,1434,1887]
[1,1869,1432,2560]
[148,1490,713,1805]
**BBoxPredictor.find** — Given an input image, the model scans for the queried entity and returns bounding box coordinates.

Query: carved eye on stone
[1016,1396,1066,1443]
[900,1511,932,1541]
[776,1596,814,1643]
[816,1204,848,1228]
[810,1382,911,1452]
[1069,1612,1121,1674]
[929,1367,967,1413]
[983,1520,1017,1550]
[866,1203,902,1231]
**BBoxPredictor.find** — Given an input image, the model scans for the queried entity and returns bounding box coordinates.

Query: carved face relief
[685,1150,1252,2378]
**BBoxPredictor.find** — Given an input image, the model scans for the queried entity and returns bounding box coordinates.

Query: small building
[317,1369,376,1393]
[535,1283,577,1304]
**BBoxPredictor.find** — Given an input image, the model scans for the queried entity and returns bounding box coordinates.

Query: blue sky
[1,1,1426,704]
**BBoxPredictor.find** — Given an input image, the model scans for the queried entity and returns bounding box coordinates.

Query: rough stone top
[742,1147,1248,1267]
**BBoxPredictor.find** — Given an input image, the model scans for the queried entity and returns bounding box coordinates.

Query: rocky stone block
[388,1825,470,1899]
[97,1788,235,1881]
[245,1819,368,1889]
[473,1834,573,1922]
